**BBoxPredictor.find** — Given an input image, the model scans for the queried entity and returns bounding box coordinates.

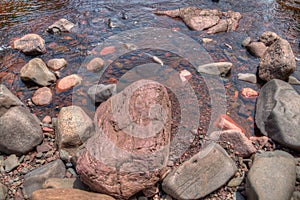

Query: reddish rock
[32,87,53,106]
[210,130,257,157]
[76,80,172,199]
[100,46,115,55]
[214,114,246,134]
[241,88,259,98]
[56,74,82,92]
[42,116,52,124]
[13,34,46,55]
[179,70,192,82]
[86,57,105,71]
[47,59,67,71]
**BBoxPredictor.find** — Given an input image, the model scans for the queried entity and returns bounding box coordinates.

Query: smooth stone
[86,57,104,72]
[289,76,300,85]
[23,159,66,198]
[246,41,267,58]
[0,84,24,116]
[87,84,116,104]
[47,19,75,34]
[162,144,237,200]
[0,182,8,200]
[237,73,257,83]
[56,74,82,92]
[32,87,53,106]
[197,62,232,76]
[13,34,46,55]
[20,58,57,86]
[47,59,67,71]
[4,154,20,172]
[246,150,296,200]
[42,178,88,190]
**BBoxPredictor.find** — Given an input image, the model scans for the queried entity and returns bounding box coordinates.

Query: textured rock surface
[13,34,46,55]
[246,150,296,200]
[42,178,88,190]
[76,80,171,199]
[0,182,8,200]
[4,154,20,172]
[258,37,296,81]
[87,84,116,104]
[47,18,75,34]
[56,74,82,92]
[0,84,24,116]
[259,31,280,46]
[255,79,300,150]
[47,58,67,71]
[0,106,43,155]
[162,144,237,200]
[20,58,57,86]
[32,87,53,106]
[31,188,115,200]
[23,159,66,198]
[197,62,232,76]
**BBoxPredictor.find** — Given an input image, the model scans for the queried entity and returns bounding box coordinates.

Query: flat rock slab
[162,144,237,200]
[246,150,296,200]
[255,79,300,150]
[13,34,46,55]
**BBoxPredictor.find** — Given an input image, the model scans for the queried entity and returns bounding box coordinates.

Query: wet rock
[258,37,296,82]
[32,87,53,106]
[86,57,104,72]
[207,11,242,34]
[56,74,82,92]
[31,188,115,200]
[259,31,280,46]
[87,84,116,104]
[162,144,237,200]
[179,70,192,82]
[76,80,171,199]
[23,159,66,198]
[237,73,257,83]
[0,84,24,116]
[197,62,232,76]
[245,41,267,58]
[255,79,300,150]
[13,34,46,55]
[0,182,8,200]
[246,150,295,200]
[214,114,246,134]
[4,154,20,172]
[20,58,57,86]
[42,178,88,190]
[210,130,256,157]
[57,106,94,158]
[0,106,43,155]
[289,76,300,85]
[47,19,75,34]
[47,58,67,71]
[241,88,258,98]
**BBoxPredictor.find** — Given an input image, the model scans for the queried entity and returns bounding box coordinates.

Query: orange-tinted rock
[179,70,192,82]
[100,46,115,55]
[214,114,246,134]
[47,59,67,71]
[13,34,46,55]
[241,88,258,98]
[42,116,52,124]
[32,87,53,106]
[86,57,104,71]
[56,74,82,92]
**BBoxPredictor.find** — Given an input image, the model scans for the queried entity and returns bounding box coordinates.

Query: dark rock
[42,178,88,190]
[4,154,20,172]
[87,84,116,104]
[47,19,75,34]
[23,159,66,198]
[197,62,232,76]
[32,87,53,106]
[47,58,67,71]
[20,58,57,86]
[162,144,237,200]
[0,84,24,116]
[246,150,295,200]
[13,34,46,55]
[258,38,296,81]
[255,79,300,150]
[31,188,115,200]
[0,106,43,155]
[76,80,171,199]
[0,182,8,200]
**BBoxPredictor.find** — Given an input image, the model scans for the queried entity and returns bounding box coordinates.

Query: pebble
[32,87,53,106]
[56,74,82,92]
[47,58,67,71]
[36,152,43,159]
[237,73,257,83]
[4,154,20,172]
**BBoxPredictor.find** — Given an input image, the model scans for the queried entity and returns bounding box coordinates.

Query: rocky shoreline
[0,6,300,200]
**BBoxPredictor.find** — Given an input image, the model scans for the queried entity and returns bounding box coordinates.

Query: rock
[36,142,52,153]
[245,41,267,58]
[23,159,66,198]
[87,84,116,104]
[296,166,300,182]
[214,114,246,134]
[292,191,300,200]
[47,59,67,71]
[20,58,57,86]
[32,87,53,106]
[258,38,296,82]
[255,79,300,150]
[42,116,52,124]
[237,73,257,83]
[259,31,280,46]
[13,34,46,55]
[0,182,8,200]
[0,106,43,155]
[76,80,172,199]
[56,74,82,92]
[0,84,24,116]
[197,62,232,76]
[227,176,244,187]
[31,188,115,200]
[86,57,105,72]
[47,19,75,34]
[57,106,94,157]
[42,178,88,190]
[242,37,251,47]
[207,11,242,34]
[241,88,258,98]
[162,144,237,200]
[210,130,256,157]
[179,70,192,82]
[289,76,300,85]
[246,150,296,200]
[4,154,20,172]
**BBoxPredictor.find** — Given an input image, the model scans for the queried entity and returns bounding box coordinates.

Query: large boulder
[246,150,296,200]
[255,79,300,150]
[0,106,43,155]
[20,58,57,86]
[13,34,46,55]
[76,80,172,199]
[258,36,296,82]
[0,84,24,116]
[162,144,237,200]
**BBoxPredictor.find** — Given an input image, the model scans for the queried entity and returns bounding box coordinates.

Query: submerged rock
[197,62,232,76]
[47,19,75,34]
[47,58,67,71]
[13,34,46,55]
[32,87,53,106]
[87,84,116,104]
[56,74,82,92]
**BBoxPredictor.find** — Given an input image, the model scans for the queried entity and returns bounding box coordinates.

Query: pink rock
[179,70,192,82]
[214,114,246,134]
[241,88,258,98]
[42,116,52,124]
[56,74,82,93]
[100,46,115,56]
[86,57,104,72]
[32,87,53,106]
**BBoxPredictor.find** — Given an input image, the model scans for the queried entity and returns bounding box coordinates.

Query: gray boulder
[87,84,116,104]
[0,84,24,116]
[255,79,300,150]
